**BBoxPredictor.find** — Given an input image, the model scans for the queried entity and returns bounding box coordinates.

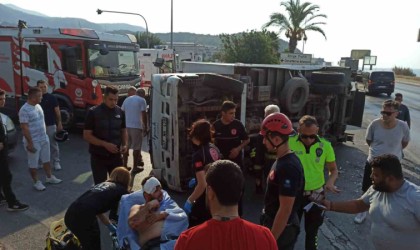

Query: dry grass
[396,75,420,85]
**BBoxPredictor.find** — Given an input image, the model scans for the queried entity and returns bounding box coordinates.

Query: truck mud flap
[280,77,309,114]
[201,73,244,95]
[310,83,347,95]
[311,71,345,84]
[347,90,365,127]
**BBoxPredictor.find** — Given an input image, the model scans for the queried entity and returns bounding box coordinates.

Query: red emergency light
[59,28,99,39]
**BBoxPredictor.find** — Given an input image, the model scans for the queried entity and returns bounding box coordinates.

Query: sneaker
[54,162,62,170]
[46,175,62,184]
[7,201,29,212]
[354,211,367,224]
[33,180,46,191]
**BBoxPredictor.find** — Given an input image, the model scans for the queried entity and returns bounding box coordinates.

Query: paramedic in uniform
[288,115,340,250]
[213,101,249,215]
[260,113,305,250]
[64,167,130,250]
[83,86,128,184]
[183,119,221,227]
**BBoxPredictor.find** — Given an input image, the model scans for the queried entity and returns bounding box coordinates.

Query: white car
[1,112,17,154]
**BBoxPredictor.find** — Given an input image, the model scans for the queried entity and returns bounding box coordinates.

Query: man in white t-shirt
[320,154,420,250]
[19,87,62,191]
[121,88,148,187]
[355,99,410,223]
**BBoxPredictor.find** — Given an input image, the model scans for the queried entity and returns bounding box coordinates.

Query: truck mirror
[153,58,165,68]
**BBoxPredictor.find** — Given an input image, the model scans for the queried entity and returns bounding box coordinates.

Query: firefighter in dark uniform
[183,119,222,227]
[251,104,280,193]
[289,115,340,250]
[65,167,130,250]
[260,113,305,250]
[83,86,128,184]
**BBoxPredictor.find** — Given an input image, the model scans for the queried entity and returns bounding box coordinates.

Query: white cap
[143,177,161,194]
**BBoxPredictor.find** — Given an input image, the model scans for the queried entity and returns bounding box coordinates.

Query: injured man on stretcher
[117,176,188,250]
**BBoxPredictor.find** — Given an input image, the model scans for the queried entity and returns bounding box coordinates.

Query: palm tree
[263,0,327,53]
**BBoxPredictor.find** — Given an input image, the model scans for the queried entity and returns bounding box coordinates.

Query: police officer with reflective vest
[83,86,128,184]
[288,115,340,250]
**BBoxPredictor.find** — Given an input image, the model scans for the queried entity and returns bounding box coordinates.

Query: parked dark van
[361,71,395,96]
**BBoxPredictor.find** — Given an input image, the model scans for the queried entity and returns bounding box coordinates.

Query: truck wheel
[311,71,345,84]
[59,102,74,130]
[202,73,244,95]
[310,83,347,95]
[280,77,309,114]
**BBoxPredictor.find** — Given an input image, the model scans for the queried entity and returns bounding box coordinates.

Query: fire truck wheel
[310,83,347,95]
[311,71,345,84]
[202,73,244,95]
[59,105,74,130]
[280,77,309,114]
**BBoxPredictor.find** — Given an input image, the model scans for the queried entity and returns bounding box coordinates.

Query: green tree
[218,30,280,64]
[263,0,327,53]
[136,32,163,48]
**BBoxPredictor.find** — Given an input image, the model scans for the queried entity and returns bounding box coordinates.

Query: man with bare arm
[119,176,187,250]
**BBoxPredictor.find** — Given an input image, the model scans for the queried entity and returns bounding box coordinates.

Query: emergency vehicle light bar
[59,28,99,39]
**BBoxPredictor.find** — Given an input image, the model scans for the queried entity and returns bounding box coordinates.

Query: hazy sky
[1,0,419,68]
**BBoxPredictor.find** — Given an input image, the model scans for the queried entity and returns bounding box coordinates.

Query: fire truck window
[62,46,83,76]
[29,45,48,71]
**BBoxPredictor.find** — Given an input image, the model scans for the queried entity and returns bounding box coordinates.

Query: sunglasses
[300,134,317,139]
[380,111,397,116]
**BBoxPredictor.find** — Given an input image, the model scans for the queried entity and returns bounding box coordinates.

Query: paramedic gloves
[188,178,197,188]
[107,223,117,234]
[184,200,193,214]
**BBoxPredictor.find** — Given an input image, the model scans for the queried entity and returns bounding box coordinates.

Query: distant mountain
[0,3,294,53]
[0,4,144,32]
[5,3,48,17]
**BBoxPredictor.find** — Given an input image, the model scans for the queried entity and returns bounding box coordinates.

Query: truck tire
[202,73,244,95]
[311,71,345,84]
[310,83,347,95]
[56,97,74,130]
[280,77,309,114]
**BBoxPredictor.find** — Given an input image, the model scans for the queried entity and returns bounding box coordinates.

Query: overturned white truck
[150,62,365,191]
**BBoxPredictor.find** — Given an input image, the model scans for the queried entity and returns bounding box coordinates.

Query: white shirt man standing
[19,87,62,191]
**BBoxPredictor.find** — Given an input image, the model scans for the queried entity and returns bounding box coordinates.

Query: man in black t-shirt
[213,101,249,169]
[260,113,304,250]
[83,86,128,184]
[37,80,63,170]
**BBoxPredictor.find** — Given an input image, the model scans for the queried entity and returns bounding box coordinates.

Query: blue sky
[1,0,419,69]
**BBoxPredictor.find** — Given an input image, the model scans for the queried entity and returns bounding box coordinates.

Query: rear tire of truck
[280,77,309,114]
[311,71,345,84]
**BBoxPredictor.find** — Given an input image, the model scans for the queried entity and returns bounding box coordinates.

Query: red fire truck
[0,25,140,128]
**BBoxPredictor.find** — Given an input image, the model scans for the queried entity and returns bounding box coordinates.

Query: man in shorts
[19,87,62,191]
[121,88,147,183]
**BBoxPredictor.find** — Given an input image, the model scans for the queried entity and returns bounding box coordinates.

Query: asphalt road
[1,81,419,250]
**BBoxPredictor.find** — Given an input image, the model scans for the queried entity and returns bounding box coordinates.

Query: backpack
[45,218,82,250]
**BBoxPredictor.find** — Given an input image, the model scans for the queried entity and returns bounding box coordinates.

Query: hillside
[0,3,292,52]
[0,4,144,32]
